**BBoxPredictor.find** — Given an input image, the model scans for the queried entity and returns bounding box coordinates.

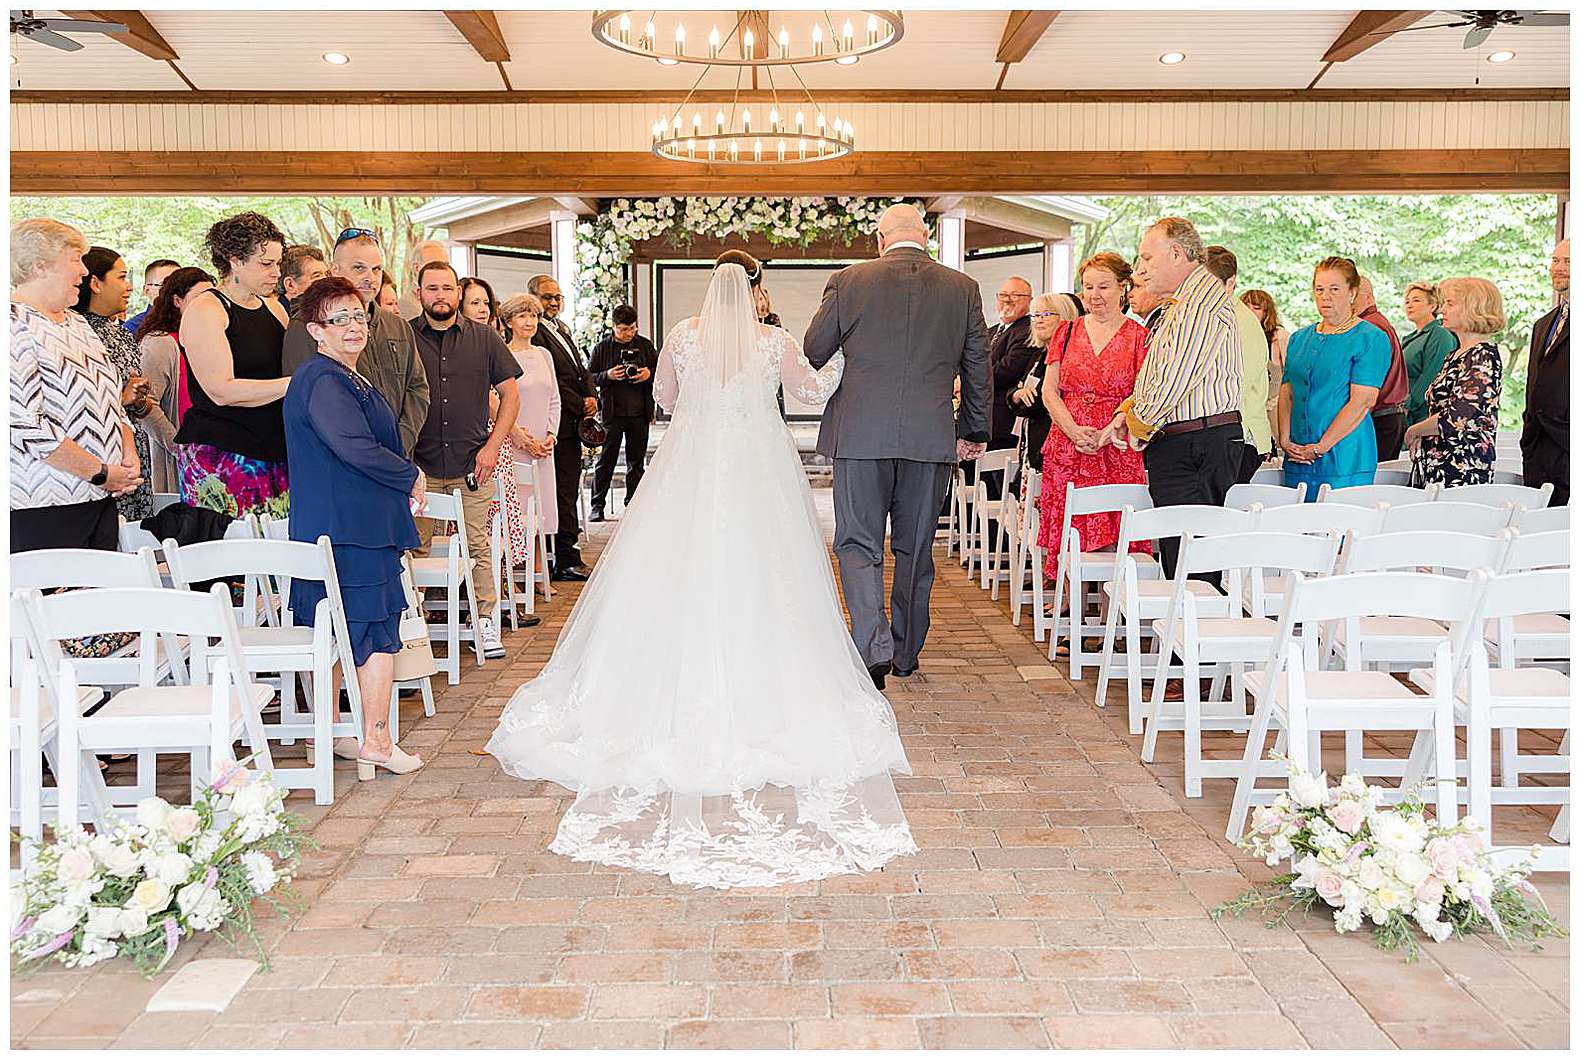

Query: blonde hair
[1438,277,1506,334]
[1404,281,1442,313]
[11,218,87,287]
[1026,292,1082,349]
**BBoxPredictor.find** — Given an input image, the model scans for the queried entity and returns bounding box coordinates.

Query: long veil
[485,259,917,889]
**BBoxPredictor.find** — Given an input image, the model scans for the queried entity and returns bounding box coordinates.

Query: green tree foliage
[10,195,436,307]
[1078,194,1561,428]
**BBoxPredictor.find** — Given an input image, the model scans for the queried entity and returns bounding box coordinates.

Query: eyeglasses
[996,292,1031,302]
[335,227,378,246]
[1029,310,1060,319]
[321,310,369,327]
[539,293,564,302]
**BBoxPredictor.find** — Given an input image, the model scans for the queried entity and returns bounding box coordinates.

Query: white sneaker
[479,616,506,659]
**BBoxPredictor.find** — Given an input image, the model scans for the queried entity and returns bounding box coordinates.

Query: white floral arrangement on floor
[11,758,311,978]
[1212,764,1564,960]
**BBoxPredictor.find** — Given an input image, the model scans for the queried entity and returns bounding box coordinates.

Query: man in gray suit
[805,204,991,689]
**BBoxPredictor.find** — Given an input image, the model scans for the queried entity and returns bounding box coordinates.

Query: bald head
[1552,238,1570,296]
[1355,275,1377,314]
[876,204,928,255]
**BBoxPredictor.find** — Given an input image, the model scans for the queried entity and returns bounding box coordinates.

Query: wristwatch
[89,462,109,487]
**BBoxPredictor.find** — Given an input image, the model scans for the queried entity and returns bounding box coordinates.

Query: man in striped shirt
[1103,217,1244,576]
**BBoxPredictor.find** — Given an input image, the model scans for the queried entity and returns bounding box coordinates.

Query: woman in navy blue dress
[285,277,425,779]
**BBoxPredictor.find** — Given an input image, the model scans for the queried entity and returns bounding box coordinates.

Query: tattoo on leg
[374,720,387,731]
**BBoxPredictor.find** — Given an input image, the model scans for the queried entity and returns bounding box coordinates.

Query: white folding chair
[1372,458,1416,487]
[1410,569,1571,872]
[1513,504,1570,534]
[1095,505,1250,734]
[1379,500,1517,536]
[948,458,980,561]
[1009,466,1044,629]
[1249,464,1285,486]
[24,585,276,831]
[1490,530,1570,667]
[1242,503,1385,619]
[966,448,1016,586]
[506,459,554,609]
[1047,483,1159,676]
[1438,482,1554,510]
[164,535,363,804]
[1317,483,1438,506]
[1332,529,1512,779]
[1224,482,1307,510]
[987,456,1028,600]
[1492,457,1526,485]
[1142,530,1342,797]
[9,596,113,869]
[411,488,485,684]
[1226,570,1479,841]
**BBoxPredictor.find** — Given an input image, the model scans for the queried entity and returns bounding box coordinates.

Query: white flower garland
[572,196,929,347]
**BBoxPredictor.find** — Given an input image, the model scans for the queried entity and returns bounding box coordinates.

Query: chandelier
[591,10,904,67]
[592,10,902,165]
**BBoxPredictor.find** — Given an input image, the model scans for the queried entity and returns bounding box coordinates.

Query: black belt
[1154,411,1241,440]
[1373,404,1406,417]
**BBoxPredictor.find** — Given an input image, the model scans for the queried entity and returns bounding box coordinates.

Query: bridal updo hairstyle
[715,249,763,286]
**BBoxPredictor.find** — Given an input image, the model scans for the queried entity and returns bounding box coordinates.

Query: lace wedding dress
[486,263,917,889]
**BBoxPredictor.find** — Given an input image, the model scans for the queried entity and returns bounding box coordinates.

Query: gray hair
[11,218,87,287]
[1026,292,1081,348]
[498,292,544,324]
[526,273,558,296]
[1149,217,1205,263]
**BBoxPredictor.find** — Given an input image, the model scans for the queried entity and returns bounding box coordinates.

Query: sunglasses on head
[335,227,378,246]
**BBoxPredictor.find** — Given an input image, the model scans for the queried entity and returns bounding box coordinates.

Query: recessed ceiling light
[1158,52,1186,66]
[321,51,350,66]
[835,54,859,65]
[656,55,678,65]
[1488,50,1516,64]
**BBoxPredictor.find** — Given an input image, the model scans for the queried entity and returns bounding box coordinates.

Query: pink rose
[1329,800,1366,835]
[1414,876,1446,906]
[1426,837,1460,877]
[1315,873,1345,905]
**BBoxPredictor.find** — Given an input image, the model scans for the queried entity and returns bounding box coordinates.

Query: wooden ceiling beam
[60,10,179,62]
[444,10,512,64]
[1321,10,1432,63]
[996,10,1059,64]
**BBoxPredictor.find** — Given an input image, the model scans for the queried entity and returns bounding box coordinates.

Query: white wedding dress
[486,263,917,889]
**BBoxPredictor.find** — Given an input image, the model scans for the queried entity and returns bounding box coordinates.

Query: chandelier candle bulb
[617,14,629,43]
[644,19,654,47]
[812,23,823,56]
[795,110,805,134]
[753,139,762,162]
[769,108,780,132]
[715,110,725,135]
[674,22,685,54]
[743,29,753,59]
[778,26,789,54]
[777,139,786,161]
[867,14,878,45]
[842,20,854,49]
[708,25,720,58]
[743,109,751,133]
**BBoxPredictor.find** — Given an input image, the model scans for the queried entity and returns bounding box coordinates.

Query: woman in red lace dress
[1036,252,1151,579]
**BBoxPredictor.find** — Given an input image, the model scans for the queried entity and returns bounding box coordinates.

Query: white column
[448,241,475,279]
[550,210,581,325]
[1043,237,1075,294]
[936,211,966,273]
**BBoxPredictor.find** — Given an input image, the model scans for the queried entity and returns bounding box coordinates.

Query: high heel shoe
[304,737,361,766]
[356,745,424,780]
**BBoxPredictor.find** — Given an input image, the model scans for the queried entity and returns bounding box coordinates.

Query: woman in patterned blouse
[9,219,142,553]
[1404,277,1505,487]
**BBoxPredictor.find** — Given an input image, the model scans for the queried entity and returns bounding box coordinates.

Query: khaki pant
[417,474,497,613]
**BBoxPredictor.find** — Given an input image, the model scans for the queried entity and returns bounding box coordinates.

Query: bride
[486,252,917,889]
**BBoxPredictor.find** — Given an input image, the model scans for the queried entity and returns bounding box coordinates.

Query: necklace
[1315,315,1360,335]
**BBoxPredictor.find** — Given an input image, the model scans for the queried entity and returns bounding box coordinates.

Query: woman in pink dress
[1036,252,1151,580]
[493,293,561,595]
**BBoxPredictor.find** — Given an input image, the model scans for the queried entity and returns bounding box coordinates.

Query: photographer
[585,304,657,521]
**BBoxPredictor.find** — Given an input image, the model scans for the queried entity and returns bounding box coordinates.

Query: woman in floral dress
[1404,277,1505,487]
[1036,252,1152,580]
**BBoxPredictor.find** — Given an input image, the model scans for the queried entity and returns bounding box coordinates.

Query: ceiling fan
[9,10,127,52]
[1381,10,1571,50]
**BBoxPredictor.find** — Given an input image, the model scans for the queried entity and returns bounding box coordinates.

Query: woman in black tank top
[174,212,293,519]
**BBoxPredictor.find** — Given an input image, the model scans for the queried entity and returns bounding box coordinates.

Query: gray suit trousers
[832,458,954,671]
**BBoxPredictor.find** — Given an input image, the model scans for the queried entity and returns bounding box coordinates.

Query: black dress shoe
[892,664,918,678]
[589,508,605,523]
[516,612,542,628]
[552,565,591,582]
[867,662,892,690]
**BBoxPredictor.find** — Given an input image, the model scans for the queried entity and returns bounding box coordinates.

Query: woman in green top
[1401,281,1458,426]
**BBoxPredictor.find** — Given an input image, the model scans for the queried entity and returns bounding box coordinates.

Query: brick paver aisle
[10,493,1569,1049]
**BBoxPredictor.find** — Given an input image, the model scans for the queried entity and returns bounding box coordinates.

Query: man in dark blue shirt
[585,305,657,520]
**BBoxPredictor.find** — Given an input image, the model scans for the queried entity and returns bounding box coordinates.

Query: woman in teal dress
[1278,257,1391,498]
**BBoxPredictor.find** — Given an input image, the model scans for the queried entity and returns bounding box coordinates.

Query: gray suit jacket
[803,246,990,463]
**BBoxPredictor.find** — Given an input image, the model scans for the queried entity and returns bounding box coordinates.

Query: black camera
[464,472,479,491]
[620,349,643,374]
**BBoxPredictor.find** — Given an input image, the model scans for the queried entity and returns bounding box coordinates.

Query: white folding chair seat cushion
[1410,665,1570,704]
[1331,616,1451,643]
[89,681,274,730]
[1244,667,1426,705]
[1156,615,1280,642]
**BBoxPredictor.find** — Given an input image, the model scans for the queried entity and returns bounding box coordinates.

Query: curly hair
[204,211,286,277]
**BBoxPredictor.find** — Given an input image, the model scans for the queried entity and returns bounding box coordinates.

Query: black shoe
[892,664,918,678]
[516,612,542,628]
[867,661,892,690]
[552,565,591,582]
[589,508,605,523]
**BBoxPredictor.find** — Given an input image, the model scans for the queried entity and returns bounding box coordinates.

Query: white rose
[85,905,121,940]
[1356,857,1385,890]
[1393,851,1430,887]
[229,782,273,819]
[176,881,209,919]
[94,841,140,879]
[136,796,173,831]
[1289,770,1329,809]
[151,851,193,887]
[35,904,79,937]
[129,878,172,914]
[56,846,97,885]
[116,905,149,939]
[1372,812,1426,853]
[164,807,201,844]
